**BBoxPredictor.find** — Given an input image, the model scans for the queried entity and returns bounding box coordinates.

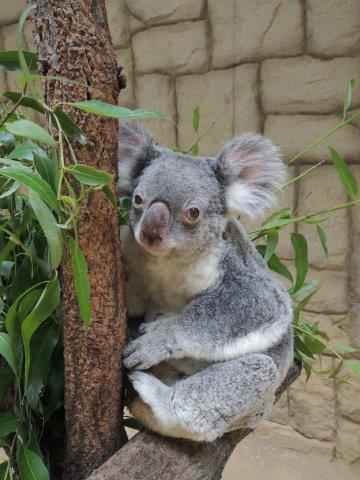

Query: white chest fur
[121,227,223,317]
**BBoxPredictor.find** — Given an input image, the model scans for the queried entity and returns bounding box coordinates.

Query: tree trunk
[87,364,301,480]
[33,2,127,479]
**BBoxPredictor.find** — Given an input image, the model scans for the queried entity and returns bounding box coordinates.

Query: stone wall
[0,0,359,476]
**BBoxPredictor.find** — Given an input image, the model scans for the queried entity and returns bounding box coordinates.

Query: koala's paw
[138,323,151,335]
[123,331,175,370]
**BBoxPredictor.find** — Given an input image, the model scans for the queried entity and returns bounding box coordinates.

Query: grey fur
[118,122,293,441]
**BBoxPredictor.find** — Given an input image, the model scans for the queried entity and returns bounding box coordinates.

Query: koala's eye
[180,206,202,225]
[188,207,200,219]
[133,194,143,209]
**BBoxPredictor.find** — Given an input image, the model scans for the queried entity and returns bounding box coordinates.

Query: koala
[118,121,293,442]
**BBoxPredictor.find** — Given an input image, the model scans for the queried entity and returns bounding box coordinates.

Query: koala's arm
[123,269,292,370]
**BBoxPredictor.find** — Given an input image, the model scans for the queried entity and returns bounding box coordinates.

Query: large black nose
[140,202,170,246]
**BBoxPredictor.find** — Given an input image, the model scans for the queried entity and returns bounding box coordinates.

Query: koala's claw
[123,336,158,370]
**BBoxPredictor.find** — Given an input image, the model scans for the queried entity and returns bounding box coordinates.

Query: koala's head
[118,122,285,260]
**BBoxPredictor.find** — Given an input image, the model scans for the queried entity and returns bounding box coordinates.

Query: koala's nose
[140,202,171,246]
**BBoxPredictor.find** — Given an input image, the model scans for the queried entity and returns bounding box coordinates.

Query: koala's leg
[128,353,279,441]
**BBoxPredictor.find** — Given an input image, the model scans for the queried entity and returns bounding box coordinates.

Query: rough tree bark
[87,364,301,480]
[32,2,127,479]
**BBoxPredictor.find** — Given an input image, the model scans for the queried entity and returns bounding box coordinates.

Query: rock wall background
[0,1,359,478]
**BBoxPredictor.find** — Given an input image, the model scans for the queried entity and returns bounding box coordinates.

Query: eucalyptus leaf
[52,107,87,145]
[290,233,308,293]
[330,147,358,198]
[8,143,35,160]
[0,50,37,72]
[22,274,60,382]
[69,237,91,331]
[0,168,60,212]
[3,92,45,114]
[316,225,328,257]
[26,321,60,411]
[343,79,355,119]
[256,245,293,282]
[264,229,278,262]
[67,164,114,186]
[29,190,62,269]
[18,445,50,480]
[0,411,19,438]
[6,120,55,147]
[344,359,360,377]
[0,333,16,374]
[69,100,164,120]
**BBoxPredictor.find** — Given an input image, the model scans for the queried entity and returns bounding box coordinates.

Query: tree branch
[88,363,301,480]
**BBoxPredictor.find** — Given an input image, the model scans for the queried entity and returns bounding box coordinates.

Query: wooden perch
[88,362,301,480]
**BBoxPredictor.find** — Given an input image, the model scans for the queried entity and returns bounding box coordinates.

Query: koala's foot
[128,354,279,442]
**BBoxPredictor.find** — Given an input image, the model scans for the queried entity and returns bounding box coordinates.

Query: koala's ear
[215,133,285,218]
[117,121,158,195]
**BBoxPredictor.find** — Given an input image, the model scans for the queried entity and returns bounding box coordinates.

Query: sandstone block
[133,21,208,75]
[349,166,360,301]
[106,0,130,49]
[264,114,360,164]
[127,0,204,26]
[176,65,260,156]
[0,0,25,26]
[208,0,303,68]
[135,74,176,148]
[306,268,348,314]
[337,371,360,423]
[129,15,146,34]
[307,0,360,57]
[297,165,349,269]
[288,357,336,441]
[269,391,288,425]
[116,48,135,108]
[349,305,360,349]
[23,20,34,51]
[261,57,360,114]
[336,417,360,463]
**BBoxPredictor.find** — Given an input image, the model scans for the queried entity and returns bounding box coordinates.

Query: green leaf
[192,106,200,133]
[0,50,37,72]
[0,461,10,480]
[290,280,319,302]
[344,359,360,377]
[316,225,328,257]
[69,100,164,120]
[18,445,50,480]
[0,130,15,153]
[294,336,314,359]
[0,333,16,374]
[264,229,278,262]
[0,366,13,405]
[0,181,20,198]
[26,321,60,411]
[8,143,34,161]
[3,92,45,114]
[0,168,60,212]
[16,5,37,97]
[0,411,19,438]
[52,107,87,145]
[5,284,45,336]
[290,233,308,293]
[69,237,91,331]
[343,79,355,119]
[33,154,56,190]
[22,274,60,383]
[330,147,358,198]
[256,245,293,282]
[29,190,62,269]
[6,120,55,146]
[67,164,114,186]
[334,344,360,354]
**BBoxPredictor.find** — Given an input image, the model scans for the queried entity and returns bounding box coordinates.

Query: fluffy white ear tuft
[118,121,157,195]
[216,133,286,219]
